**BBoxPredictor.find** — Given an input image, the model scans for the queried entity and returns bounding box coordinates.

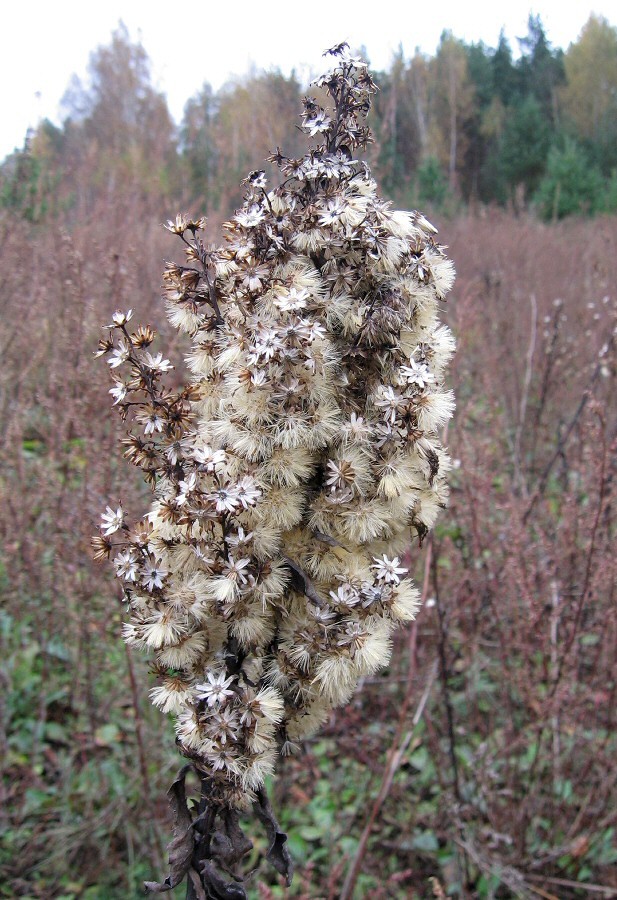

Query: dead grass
[1,204,615,897]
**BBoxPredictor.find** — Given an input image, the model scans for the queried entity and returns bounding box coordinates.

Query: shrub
[535,137,604,220]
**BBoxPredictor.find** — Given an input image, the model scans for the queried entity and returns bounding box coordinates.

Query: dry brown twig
[340,537,438,900]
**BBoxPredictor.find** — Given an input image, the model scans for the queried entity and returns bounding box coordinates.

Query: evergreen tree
[535,138,603,220]
[463,41,494,200]
[497,95,551,206]
[181,84,220,210]
[517,15,565,126]
[492,31,519,106]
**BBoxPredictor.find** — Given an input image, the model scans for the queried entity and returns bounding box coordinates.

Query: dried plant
[95,44,455,897]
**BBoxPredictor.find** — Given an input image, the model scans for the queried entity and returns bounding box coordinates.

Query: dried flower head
[96,42,455,895]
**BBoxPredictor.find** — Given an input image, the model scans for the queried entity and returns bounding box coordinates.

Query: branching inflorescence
[95,44,455,897]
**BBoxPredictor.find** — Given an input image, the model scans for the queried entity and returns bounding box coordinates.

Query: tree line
[2,14,617,224]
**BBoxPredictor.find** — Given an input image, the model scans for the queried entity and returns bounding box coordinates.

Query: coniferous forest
[1,16,616,900]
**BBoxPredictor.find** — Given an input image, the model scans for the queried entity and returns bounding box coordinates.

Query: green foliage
[3,14,617,219]
[491,31,520,106]
[0,136,61,222]
[601,169,617,213]
[535,138,604,219]
[517,14,565,122]
[1,610,181,898]
[181,82,219,209]
[497,95,551,201]
[416,156,449,207]
[0,149,42,220]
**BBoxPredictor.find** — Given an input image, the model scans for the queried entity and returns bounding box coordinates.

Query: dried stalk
[340,539,436,900]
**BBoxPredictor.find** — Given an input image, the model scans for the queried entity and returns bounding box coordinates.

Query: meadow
[1,196,615,899]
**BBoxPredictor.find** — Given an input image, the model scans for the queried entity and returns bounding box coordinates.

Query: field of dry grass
[1,204,615,898]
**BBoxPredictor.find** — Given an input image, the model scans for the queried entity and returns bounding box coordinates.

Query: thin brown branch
[339,539,436,900]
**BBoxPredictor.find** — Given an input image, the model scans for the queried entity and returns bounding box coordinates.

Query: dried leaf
[200,861,247,899]
[220,809,253,864]
[254,790,293,886]
[312,529,349,551]
[281,555,324,607]
[187,867,207,900]
[144,765,195,893]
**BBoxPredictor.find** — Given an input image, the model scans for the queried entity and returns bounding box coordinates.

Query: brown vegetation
[1,195,615,896]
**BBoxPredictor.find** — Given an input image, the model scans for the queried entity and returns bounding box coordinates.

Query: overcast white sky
[2,0,613,161]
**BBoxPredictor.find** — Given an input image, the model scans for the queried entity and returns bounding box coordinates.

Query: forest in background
[2,13,617,226]
[1,17,616,900]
